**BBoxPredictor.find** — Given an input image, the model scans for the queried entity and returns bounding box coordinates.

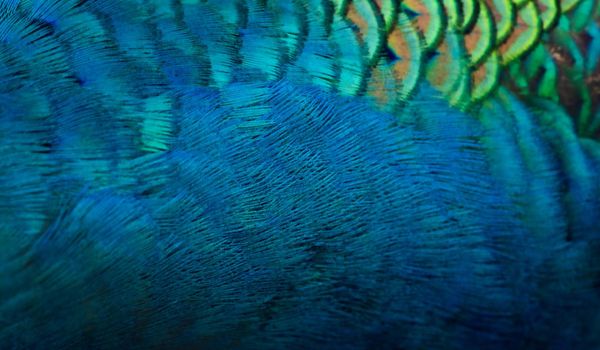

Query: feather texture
[0,1,599,349]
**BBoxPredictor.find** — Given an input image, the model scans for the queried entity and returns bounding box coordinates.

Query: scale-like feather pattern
[0,1,599,349]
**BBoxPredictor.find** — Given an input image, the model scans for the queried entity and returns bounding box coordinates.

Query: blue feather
[0,1,599,349]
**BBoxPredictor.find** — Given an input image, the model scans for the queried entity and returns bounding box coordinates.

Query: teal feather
[0,1,599,349]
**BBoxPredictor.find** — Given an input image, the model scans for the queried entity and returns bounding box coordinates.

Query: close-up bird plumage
[0,0,599,348]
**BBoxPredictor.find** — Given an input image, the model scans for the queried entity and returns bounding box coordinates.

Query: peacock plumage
[1,0,599,348]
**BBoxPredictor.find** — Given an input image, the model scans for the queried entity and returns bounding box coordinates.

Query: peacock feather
[0,0,599,349]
